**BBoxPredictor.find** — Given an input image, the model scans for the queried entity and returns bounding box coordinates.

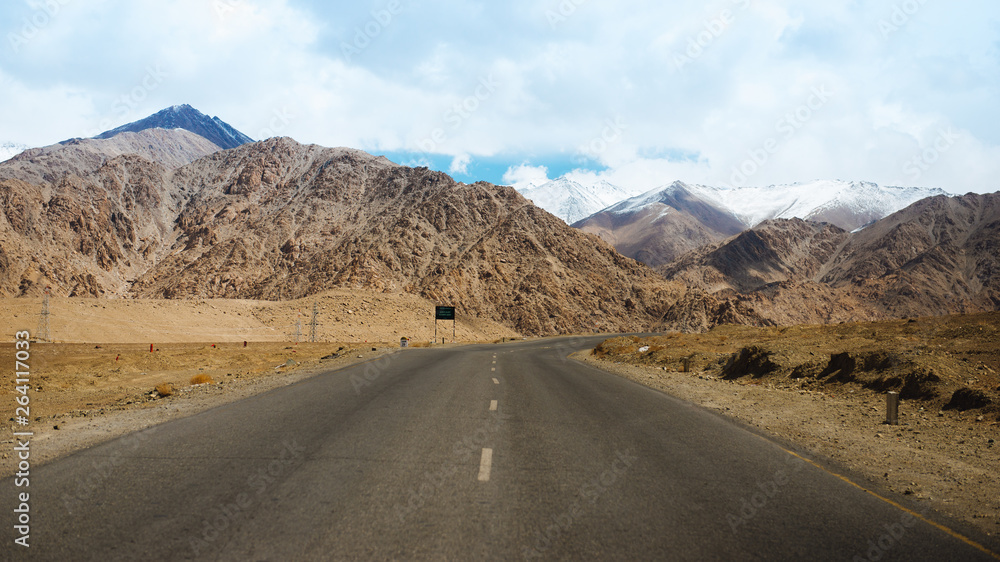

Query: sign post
[435,306,456,344]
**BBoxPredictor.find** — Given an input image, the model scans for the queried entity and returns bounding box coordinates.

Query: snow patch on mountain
[0,142,29,162]
[607,180,947,231]
[517,177,638,223]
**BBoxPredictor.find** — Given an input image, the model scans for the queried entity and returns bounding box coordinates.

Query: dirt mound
[944,387,994,411]
[721,346,782,379]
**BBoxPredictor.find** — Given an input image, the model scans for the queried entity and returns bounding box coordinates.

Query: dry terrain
[0,135,677,335]
[0,289,518,344]
[657,193,1000,332]
[580,311,1000,538]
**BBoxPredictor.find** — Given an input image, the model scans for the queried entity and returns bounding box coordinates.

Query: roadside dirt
[0,288,519,344]
[577,311,1000,539]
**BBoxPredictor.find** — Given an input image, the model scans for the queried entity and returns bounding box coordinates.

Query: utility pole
[36,286,51,342]
[293,310,302,343]
[309,301,319,343]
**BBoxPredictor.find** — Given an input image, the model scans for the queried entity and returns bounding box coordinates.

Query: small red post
[243,341,247,347]
[150,343,154,353]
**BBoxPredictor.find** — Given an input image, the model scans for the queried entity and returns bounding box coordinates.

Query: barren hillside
[0,137,679,335]
[657,194,1000,331]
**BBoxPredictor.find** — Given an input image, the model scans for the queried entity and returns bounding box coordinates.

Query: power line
[35,286,51,342]
[309,301,319,343]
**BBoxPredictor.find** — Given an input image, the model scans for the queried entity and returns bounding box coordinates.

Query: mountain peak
[93,105,254,150]
[517,175,638,224]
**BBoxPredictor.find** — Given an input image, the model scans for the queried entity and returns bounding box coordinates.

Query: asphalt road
[4,336,999,560]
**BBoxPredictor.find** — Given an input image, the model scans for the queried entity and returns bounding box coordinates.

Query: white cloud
[449,153,471,175]
[502,164,550,190]
[0,0,998,193]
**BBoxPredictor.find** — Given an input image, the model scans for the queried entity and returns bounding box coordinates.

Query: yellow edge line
[779,446,1000,560]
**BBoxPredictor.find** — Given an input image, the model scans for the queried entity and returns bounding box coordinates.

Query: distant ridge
[575,180,948,267]
[93,104,253,150]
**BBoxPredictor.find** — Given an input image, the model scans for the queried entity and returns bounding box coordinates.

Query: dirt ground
[578,311,1000,539]
[0,288,519,344]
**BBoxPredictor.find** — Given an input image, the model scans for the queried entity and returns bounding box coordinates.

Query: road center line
[490,400,498,411]
[492,378,499,385]
[478,448,493,482]
[491,367,495,372]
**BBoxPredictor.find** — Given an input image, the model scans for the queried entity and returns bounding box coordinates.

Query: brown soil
[580,311,1000,538]
[0,289,519,344]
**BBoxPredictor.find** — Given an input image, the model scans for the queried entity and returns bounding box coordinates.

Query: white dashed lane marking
[478,448,493,482]
[492,378,499,385]
[490,400,498,411]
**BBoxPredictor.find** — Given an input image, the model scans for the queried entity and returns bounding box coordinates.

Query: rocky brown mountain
[0,136,679,335]
[573,181,744,267]
[657,193,1000,331]
[0,128,223,187]
[3,103,994,336]
[574,180,947,268]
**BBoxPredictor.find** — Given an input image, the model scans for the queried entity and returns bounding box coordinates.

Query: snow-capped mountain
[0,141,29,162]
[607,180,947,231]
[575,179,950,267]
[517,177,637,224]
[93,104,253,150]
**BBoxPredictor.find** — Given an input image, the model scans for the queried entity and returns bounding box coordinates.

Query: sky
[1,0,998,194]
